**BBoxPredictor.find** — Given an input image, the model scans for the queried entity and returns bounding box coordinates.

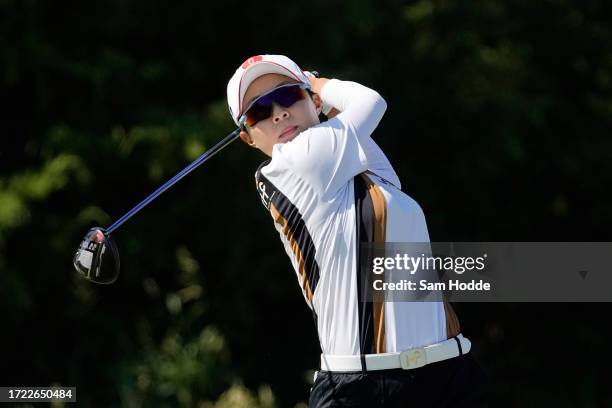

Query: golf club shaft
[107,128,241,234]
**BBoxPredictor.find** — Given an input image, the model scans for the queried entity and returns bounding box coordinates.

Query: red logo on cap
[241,55,263,69]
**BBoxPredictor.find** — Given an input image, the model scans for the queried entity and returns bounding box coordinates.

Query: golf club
[73,124,243,284]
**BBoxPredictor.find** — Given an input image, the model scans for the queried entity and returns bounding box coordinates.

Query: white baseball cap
[226,54,311,126]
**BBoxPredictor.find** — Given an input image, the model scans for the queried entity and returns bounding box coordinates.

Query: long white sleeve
[321,79,387,140]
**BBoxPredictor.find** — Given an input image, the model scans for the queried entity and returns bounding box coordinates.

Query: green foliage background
[1,0,611,406]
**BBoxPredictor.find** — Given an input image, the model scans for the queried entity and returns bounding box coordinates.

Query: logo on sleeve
[255,172,278,211]
[255,161,276,210]
[257,181,273,209]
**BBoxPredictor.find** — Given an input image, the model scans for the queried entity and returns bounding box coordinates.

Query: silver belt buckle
[400,347,427,369]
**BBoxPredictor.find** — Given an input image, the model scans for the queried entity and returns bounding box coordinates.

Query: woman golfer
[226,54,487,407]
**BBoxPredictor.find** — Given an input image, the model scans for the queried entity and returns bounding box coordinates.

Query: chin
[286,133,300,142]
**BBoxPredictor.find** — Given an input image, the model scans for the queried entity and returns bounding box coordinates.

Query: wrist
[312,77,330,96]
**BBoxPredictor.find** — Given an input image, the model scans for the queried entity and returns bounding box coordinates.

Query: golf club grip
[106,128,241,234]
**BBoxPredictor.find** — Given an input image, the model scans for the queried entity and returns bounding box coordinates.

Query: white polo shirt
[255,79,461,356]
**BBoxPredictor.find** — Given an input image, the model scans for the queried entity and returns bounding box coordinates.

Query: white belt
[320,334,471,372]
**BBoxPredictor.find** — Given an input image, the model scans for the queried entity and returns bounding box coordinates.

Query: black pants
[309,353,489,407]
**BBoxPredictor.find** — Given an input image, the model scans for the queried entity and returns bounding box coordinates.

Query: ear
[239,130,257,148]
[311,93,323,115]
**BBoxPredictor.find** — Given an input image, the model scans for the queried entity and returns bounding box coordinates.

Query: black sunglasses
[240,83,310,128]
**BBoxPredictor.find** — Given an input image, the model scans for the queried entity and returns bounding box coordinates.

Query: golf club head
[73,227,120,284]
